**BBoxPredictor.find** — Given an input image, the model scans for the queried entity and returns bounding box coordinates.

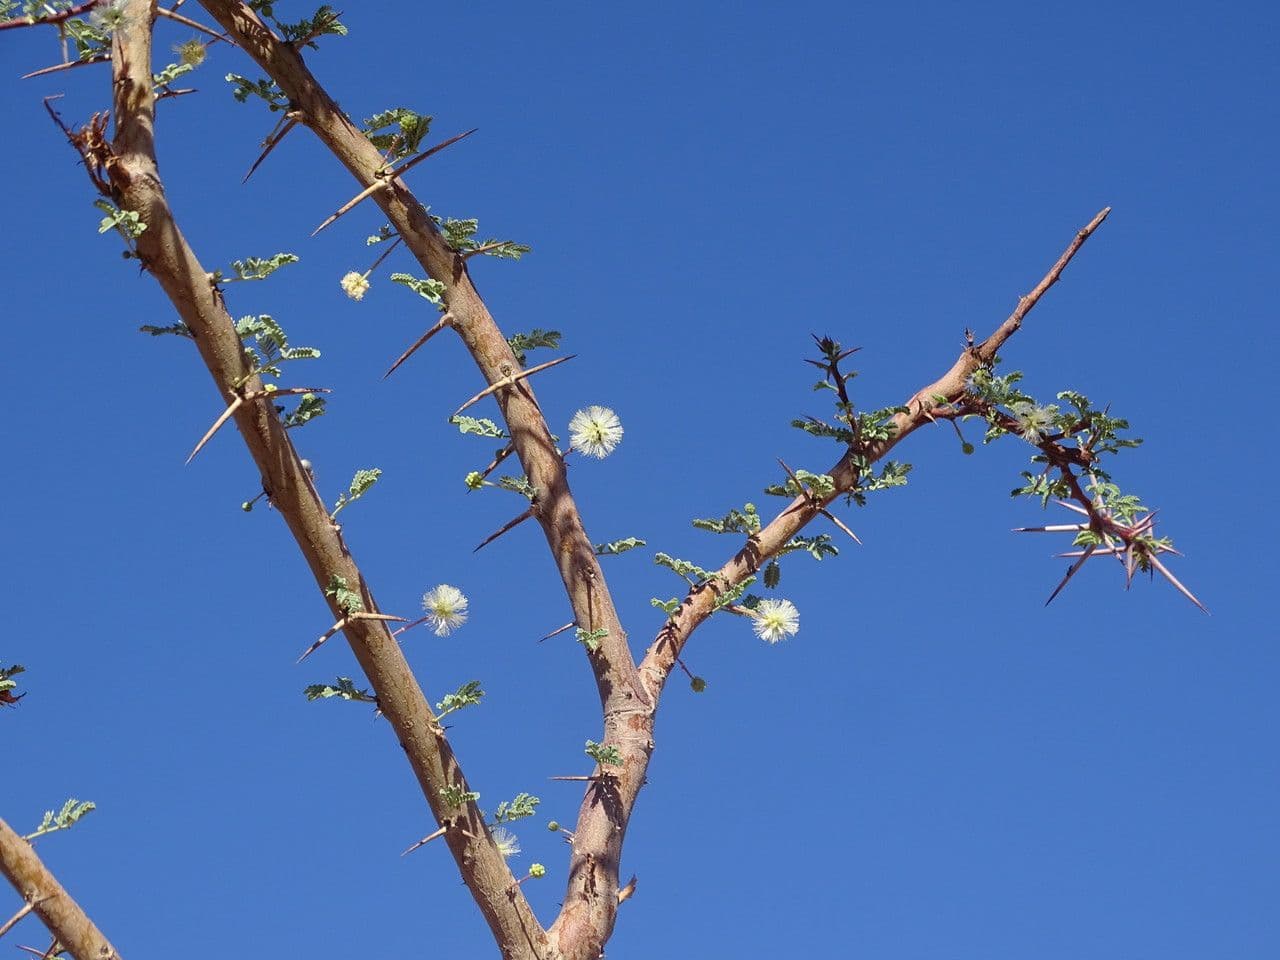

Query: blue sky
[1,2,1276,957]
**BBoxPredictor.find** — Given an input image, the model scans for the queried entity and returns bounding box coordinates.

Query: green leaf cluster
[497,475,538,500]
[434,216,531,262]
[279,392,327,429]
[94,200,146,241]
[304,677,376,703]
[440,784,480,807]
[324,574,364,615]
[594,537,646,556]
[363,108,431,161]
[585,740,623,767]
[692,503,761,536]
[249,2,346,48]
[390,272,447,311]
[153,60,196,89]
[331,468,381,518]
[436,680,484,719]
[235,314,320,379]
[451,415,507,439]
[494,793,541,824]
[653,552,713,585]
[139,322,193,339]
[507,329,561,365]
[763,470,836,500]
[225,73,289,111]
[575,627,608,652]
[25,798,95,841]
[213,253,299,283]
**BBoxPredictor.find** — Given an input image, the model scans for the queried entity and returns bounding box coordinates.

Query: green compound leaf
[653,552,713,584]
[506,329,562,365]
[585,740,623,767]
[450,415,507,439]
[24,798,95,841]
[331,468,382,519]
[152,61,195,89]
[763,470,836,499]
[712,576,756,611]
[433,216,530,261]
[280,392,327,429]
[235,314,320,380]
[494,793,540,824]
[594,537,647,557]
[324,574,365,615]
[304,677,376,703]
[778,533,839,561]
[214,253,300,283]
[225,72,289,111]
[363,108,432,160]
[692,503,761,535]
[94,200,146,240]
[575,627,608,652]
[139,321,193,339]
[440,784,480,807]
[497,475,538,500]
[436,680,485,719]
[763,559,781,589]
[651,597,681,616]
[390,272,447,311]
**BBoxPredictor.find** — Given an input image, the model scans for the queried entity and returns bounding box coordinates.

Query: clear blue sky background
[1,2,1276,957]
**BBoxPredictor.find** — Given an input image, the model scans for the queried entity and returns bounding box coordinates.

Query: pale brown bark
[0,816,122,960]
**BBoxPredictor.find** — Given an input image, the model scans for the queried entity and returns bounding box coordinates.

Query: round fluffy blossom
[91,0,129,33]
[751,599,799,644]
[491,827,520,858]
[1010,401,1056,444]
[340,271,371,301]
[421,584,468,636]
[568,405,624,459]
[173,38,207,67]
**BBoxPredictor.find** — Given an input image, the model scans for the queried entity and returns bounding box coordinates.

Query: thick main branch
[101,2,543,954]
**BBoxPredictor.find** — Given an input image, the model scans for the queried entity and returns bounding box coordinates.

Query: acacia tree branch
[638,207,1113,690]
[97,2,543,954]
[0,817,122,960]
[193,0,643,715]
[194,8,650,953]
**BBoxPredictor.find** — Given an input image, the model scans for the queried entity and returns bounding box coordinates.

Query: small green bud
[961,442,975,455]
[547,821,560,832]
[241,501,253,512]
[690,677,707,693]
[464,471,485,491]
[529,863,546,878]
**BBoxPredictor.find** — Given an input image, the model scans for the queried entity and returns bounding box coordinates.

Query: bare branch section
[96,2,542,954]
[0,816,122,960]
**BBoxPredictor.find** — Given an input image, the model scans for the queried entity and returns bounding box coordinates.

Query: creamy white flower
[1010,401,1055,444]
[91,0,129,32]
[751,599,799,644]
[491,827,520,858]
[568,406,624,459]
[421,584,468,636]
[340,271,370,301]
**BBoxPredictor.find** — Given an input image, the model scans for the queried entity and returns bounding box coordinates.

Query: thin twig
[538,622,576,643]
[155,4,230,41]
[186,387,329,464]
[296,611,407,663]
[311,128,477,236]
[401,825,448,856]
[21,55,108,79]
[382,313,452,379]
[242,115,298,183]
[453,355,575,418]
[0,0,99,30]
[0,902,33,939]
[473,507,535,553]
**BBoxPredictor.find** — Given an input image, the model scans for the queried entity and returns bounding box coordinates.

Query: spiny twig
[296,611,407,663]
[382,313,452,379]
[311,128,477,236]
[473,507,535,553]
[453,355,575,418]
[186,387,329,464]
[242,114,299,183]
